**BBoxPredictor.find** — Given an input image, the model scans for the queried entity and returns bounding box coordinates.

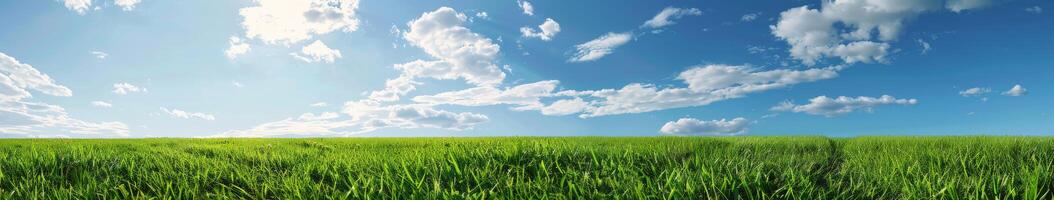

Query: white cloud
[160,107,216,121]
[0,53,74,98]
[959,87,991,97]
[642,7,702,29]
[569,32,632,62]
[917,39,932,54]
[517,0,534,16]
[372,6,503,102]
[222,7,505,137]
[239,0,361,45]
[291,40,342,63]
[660,117,749,135]
[91,51,108,59]
[225,36,251,59]
[1003,84,1027,96]
[310,102,329,107]
[520,18,561,41]
[412,80,559,111]
[475,12,489,19]
[1,52,127,136]
[576,64,840,118]
[112,82,146,95]
[91,101,112,108]
[232,81,244,88]
[63,0,91,15]
[540,98,589,116]
[741,12,762,22]
[771,0,998,65]
[215,103,488,137]
[115,0,141,11]
[772,95,918,117]
[421,64,839,118]
[1025,6,1043,14]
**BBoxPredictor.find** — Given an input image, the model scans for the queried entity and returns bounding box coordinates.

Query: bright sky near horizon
[0,0,1051,138]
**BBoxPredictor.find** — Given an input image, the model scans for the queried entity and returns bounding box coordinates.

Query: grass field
[0,137,1052,199]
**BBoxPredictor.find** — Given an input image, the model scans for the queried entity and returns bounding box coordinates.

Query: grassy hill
[0,136,1051,199]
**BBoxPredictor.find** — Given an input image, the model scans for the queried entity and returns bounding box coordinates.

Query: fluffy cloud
[959,87,991,97]
[291,40,342,63]
[225,36,251,59]
[1003,84,1027,96]
[540,98,589,116]
[239,0,360,45]
[521,18,561,41]
[115,0,141,11]
[160,107,216,121]
[63,0,91,15]
[771,0,998,65]
[1,52,127,136]
[569,32,632,62]
[660,117,749,135]
[642,7,702,29]
[517,0,534,16]
[91,101,112,108]
[223,7,504,136]
[372,6,504,102]
[112,82,146,95]
[772,95,918,117]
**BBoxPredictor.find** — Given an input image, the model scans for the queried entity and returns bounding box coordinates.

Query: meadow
[0,136,1052,199]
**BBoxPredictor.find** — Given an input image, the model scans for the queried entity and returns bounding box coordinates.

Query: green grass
[0,136,1052,199]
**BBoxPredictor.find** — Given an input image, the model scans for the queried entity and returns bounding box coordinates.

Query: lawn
[0,137,1052,199]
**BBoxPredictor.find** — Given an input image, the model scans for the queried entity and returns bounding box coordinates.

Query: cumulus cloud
[959,87,991,97]
[660,117,749,135]
[569,32,632,62]
[160,107,216,121]
[1,52,127,136]
[772,95,918,117]
[1003,84,1027,96]
[91,101,112,108]
[771,0,998,65]
[115,0,141,11]
[370,7,504,102]
[517,0,534,16]
[63,0,92,15]
[225,36,251,59]
[291,40,342,63]
[223,7,504,137]
[112,82,146,95]
[239,0,361,45]
[521,18,561,41]
[642,7,702,29]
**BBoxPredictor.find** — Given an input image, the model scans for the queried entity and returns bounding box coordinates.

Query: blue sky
[0,0,1050,138]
